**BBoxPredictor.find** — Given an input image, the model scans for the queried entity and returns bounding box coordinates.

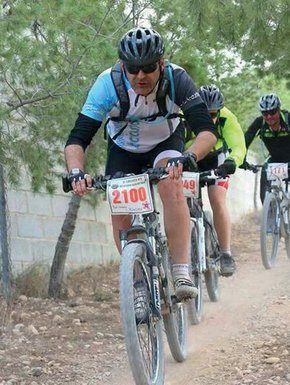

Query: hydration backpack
[106,61,181,140]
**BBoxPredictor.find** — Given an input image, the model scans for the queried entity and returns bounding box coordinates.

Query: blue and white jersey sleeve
[81,68,119,122]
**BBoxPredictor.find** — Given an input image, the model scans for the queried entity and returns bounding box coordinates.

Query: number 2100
[112,187,147,204]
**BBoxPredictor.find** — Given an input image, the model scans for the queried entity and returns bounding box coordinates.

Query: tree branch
[6,0,151,111]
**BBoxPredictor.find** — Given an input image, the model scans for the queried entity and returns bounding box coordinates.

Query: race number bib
[182,172,199,198]
[107,174,153,215]
[266,163,289,181]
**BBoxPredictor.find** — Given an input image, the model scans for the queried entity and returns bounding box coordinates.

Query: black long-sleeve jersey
[245,110,290,162]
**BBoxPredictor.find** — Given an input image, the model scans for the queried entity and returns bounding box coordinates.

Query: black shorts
[105,123,185,175]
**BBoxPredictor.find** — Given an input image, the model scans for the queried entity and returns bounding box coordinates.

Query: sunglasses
[262,109,278,116]
[125,62,159,75]
[209,111,219,119]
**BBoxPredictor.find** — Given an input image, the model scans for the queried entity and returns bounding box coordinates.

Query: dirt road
[1,212,290,385]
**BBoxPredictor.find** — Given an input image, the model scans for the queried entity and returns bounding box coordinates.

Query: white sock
[172,264,191,281]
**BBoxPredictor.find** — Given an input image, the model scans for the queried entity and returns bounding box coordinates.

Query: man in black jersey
[242,93,290,202]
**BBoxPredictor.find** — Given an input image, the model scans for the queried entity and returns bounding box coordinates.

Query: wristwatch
[70,168,82,175]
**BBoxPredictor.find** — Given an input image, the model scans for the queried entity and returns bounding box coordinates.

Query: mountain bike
[259,162,290,269]
[182,170,221,324]
[63,167,188,385]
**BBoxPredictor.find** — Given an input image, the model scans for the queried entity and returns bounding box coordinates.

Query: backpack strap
[106,61,181,141]
[110,60,177,122]
[260,110,290,139]
[110,63,129,121]
[283,110,290,132]
[103,63,128,140]
[156,60,171,115]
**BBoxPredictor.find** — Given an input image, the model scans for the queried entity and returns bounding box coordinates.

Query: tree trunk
[48,194,81,298]
[0,164,12,304]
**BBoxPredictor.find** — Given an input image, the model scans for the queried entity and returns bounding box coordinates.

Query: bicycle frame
[268,176,290,233]
[187,197,207,271]
[63,168,189,384]
[260,163,290,269]
[185,170,220,272]
[118,181,166,320]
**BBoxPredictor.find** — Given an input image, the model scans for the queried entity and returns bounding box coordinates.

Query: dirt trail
[1,212,290,385]
[108,213,290,385]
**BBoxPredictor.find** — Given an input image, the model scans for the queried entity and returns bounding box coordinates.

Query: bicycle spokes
[261,193,280,269]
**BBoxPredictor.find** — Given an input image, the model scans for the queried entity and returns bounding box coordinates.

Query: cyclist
[241,93,290,202]
[64,27,219,301]
[185,85,246,276]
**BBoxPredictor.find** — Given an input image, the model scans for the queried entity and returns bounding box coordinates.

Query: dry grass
[13,262,50,298]
[10,261,120,301]
[65,262,119,300]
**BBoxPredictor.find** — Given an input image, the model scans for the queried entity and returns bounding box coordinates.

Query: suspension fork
[195,211,206,272]
[146,240,162,319]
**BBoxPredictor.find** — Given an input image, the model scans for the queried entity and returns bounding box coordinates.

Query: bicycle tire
[120,242,165,385]
[203,210,220,302]
[162,245,188,363]
[260,192,280,269]
[281,203,290,260]
[187,219,203,325]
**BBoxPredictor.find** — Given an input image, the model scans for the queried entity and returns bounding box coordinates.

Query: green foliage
[1,0,290,190]
[0,0,134,192]
[149,0,290,160]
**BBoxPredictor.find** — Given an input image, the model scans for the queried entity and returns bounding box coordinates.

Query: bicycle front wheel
[204,210,220,302]
[260,192,280,269]
[120,242,164,385]
[187,219,203,325]
[162,246,188,362]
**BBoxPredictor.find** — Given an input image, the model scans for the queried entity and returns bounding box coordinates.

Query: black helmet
[258,93,281,111]
[198,85,225,111]
[118,27,165,66]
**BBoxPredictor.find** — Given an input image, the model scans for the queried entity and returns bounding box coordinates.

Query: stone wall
[8,187,119,273]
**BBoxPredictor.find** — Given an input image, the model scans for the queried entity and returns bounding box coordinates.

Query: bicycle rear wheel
[203,210,220,302]
[260,192,280,269]
[162,245,188,362]
[120,242,164,385]
[187,219,203,325]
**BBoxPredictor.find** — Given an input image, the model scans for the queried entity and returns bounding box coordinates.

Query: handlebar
[241,163,263,173]
[62,167,229,194]
[242,163,290,174]
[62,167,169,193]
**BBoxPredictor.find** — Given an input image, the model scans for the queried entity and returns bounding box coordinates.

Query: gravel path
[1,212,290,385]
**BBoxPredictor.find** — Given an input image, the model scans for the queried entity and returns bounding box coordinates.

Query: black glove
[68,168,86,183]
[167,152,198,172]
[239,160,250,170]
[215,159,236,178]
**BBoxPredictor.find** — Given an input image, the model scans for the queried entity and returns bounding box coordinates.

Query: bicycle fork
[146,241,162,320]
[192,215,206,272]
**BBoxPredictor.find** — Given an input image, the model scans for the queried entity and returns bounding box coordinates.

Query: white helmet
[258,93,281,112]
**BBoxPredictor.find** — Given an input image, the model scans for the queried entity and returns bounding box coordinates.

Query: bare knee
[158,178,184,204]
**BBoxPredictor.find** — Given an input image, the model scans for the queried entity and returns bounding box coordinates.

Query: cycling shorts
[105,123,185,175]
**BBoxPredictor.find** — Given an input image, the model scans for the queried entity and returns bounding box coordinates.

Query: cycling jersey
[185,106,246,167]
[244,110,290,162]
[66,63,217,153]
